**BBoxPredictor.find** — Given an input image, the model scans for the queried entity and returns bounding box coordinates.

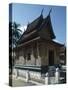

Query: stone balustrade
[13,65,65,84]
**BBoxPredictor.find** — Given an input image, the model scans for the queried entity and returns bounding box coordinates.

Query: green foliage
[9,22,22,48]
[9,22,22,68]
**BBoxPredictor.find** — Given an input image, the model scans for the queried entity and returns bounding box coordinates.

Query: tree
[12,22,22,47]
[9,22,22,71]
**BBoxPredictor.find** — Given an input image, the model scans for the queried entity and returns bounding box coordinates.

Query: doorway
[49,50,54,66]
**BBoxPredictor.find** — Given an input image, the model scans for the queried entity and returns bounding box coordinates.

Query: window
[27,53,31,60]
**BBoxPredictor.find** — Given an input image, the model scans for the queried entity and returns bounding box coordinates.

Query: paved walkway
[12,76,36,87]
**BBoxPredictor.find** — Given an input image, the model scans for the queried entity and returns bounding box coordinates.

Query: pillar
[26,70,30,82]
[55,68,60,84]
[37,41,41,65]
[15,69,19,78]
[45,72,49,84]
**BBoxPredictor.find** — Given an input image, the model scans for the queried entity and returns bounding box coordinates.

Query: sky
[10,3,66,44]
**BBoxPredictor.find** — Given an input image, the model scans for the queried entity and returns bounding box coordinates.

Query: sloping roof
[51,40,64,47]
[17,14,43,44]
[17,13,56,45]
[23,14,43,35]
[38,15,56,39]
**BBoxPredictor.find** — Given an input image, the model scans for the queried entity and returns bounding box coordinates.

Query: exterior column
[23,48,26,65]
[37,41,39,57]
[55,68,60,84]
[37,41,41,65]
[26,70,30,82]
[45,72,49,84]
[16,69,19,78]
[32,44,36,65]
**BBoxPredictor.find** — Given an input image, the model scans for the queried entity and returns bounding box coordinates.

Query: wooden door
[49,50,54,66]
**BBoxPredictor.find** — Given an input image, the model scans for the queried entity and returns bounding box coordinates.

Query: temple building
[15,11,63,67]
[13,10,66,84]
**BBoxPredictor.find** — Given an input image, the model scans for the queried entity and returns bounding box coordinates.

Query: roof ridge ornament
[49,8,52,15]
[41,8,44,16]
[27,21,30,27]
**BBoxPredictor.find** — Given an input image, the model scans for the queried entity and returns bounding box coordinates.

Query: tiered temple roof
[17,11,56,45]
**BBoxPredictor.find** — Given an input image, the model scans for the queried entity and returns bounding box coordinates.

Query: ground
[12,76,36,87]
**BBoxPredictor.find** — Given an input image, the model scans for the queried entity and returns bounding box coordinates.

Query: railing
[13,65,66,84]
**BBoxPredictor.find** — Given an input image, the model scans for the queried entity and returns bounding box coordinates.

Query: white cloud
[19,25,27,34]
